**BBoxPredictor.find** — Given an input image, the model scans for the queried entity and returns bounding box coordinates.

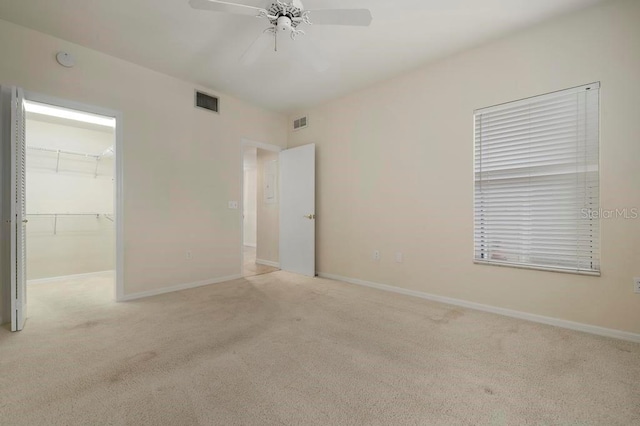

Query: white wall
[243,148,257,247]
[256,149,279,264]
[0,18,287,304]
[288,0,640,334]
[26,118,115,279]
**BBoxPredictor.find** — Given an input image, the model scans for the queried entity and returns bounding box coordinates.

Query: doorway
[241,143,281,278]
[2,86,124,331]
[24,100,117,314]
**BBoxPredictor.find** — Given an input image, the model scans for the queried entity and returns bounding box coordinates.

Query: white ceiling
[26,111,115,134]
[0,0,604,112]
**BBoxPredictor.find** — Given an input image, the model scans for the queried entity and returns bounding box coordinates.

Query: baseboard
[119,274,243,302]
[256,259,280,268]
[28,270,115,285]
[318,272,640,344]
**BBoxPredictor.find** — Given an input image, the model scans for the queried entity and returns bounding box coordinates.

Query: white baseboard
[119,274,243,302]
[256,259,280,268]
[28,270,114,285]
[318,272,640,344]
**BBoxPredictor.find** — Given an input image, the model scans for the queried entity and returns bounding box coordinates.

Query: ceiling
[0,0,604,112]
[26,110,115,134]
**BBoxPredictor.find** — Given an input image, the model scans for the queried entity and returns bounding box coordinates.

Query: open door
[10,87,27,331]
[279,144,315,277]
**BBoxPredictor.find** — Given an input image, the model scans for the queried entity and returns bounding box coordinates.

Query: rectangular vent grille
[195,91,219,113]
[293,116,308,131]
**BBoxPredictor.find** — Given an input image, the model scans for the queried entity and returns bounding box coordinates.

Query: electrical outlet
[634,277,640,294]
[228,201,238,209]
[372,250,380,261]
[395,252,404,263]
[186,251,192,260]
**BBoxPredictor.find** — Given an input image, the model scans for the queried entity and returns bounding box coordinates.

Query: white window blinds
[474,83,600,275]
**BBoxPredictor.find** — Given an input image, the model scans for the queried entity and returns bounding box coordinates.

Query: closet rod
[27,146,110,177]
[27,146,102,159]
[26,213,104,216]
[26,213,113,235]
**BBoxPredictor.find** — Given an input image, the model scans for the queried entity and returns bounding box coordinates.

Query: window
[474,83,600,275]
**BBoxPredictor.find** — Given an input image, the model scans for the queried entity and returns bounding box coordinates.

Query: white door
[10,87,27,332]
[279,144,315,277]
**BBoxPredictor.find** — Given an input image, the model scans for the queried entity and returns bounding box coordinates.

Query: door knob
[304,214,316,220]
[22,219,28,223]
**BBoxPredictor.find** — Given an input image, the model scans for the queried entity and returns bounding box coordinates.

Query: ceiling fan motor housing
[277,16,292,32]
[267,1,304,28]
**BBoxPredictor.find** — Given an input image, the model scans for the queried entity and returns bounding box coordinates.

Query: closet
[25,110,115,281]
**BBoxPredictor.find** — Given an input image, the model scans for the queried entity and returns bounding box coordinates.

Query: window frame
[473,83,601,276]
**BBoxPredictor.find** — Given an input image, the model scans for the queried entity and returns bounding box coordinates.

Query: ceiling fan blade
[188,0,264,17]
[240,30,274,66]
[306,9,373,27]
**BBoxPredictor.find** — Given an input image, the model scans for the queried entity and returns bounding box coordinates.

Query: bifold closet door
[10,86,27,332]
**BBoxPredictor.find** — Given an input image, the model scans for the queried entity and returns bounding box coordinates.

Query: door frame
[239,139,282,275]
[24,91,125,301]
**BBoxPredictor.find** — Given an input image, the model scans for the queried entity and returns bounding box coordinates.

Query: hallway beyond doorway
[243,246,278,278]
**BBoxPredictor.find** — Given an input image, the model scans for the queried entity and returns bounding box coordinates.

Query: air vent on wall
[293,115,308,131]
[195,90,219,113]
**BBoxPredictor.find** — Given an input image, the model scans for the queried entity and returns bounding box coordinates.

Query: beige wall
[0,18,287,301]
[26,119,115,280]
[288,0,640,334]
[256,149,279,264]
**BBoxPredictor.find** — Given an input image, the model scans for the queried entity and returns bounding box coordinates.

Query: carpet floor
[0,271,639,425]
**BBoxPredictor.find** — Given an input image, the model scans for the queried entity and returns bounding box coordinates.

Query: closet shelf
[26,213,114,235]
[27,145,112,177]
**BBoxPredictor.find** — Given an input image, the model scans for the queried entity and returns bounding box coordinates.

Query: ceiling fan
[189,0,373,70]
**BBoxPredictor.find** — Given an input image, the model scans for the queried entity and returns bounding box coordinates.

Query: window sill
[473,260,601,277]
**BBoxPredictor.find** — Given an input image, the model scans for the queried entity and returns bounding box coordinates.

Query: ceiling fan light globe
[277,16,292,32]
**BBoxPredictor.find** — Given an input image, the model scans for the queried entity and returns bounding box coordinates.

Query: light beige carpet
[0,271,639,425]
